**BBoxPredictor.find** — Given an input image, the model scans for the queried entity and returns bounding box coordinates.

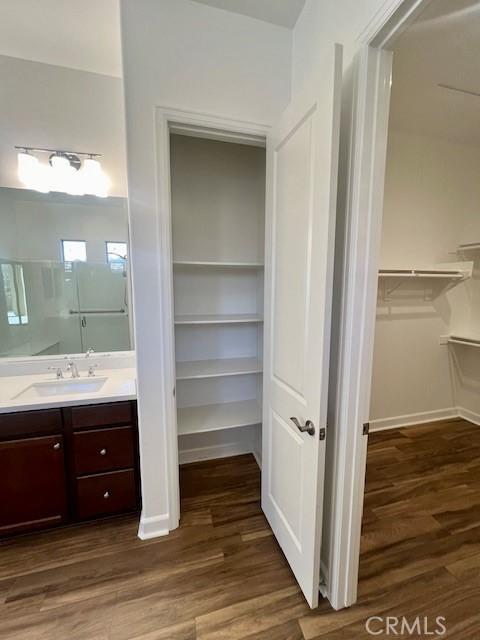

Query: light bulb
[32,164,52,193]
[50,154,83,195]
[80,158,110,198]
[65,171,85,196]
[18,151,39,186]
[18,151,51,193]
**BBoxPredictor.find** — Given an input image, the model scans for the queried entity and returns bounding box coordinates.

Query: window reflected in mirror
[62,240,87,263]
[106,241,128,273]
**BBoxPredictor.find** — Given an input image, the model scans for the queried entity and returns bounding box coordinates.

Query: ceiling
[390,0,480,146]
[191,0,305,28]
[0,0,122,77]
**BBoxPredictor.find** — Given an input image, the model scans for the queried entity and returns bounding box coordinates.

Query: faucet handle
[85,348,95,358]
[88,364,99,377]
[48,366,63,379]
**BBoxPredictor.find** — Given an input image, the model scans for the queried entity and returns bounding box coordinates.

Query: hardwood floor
[1,418,480,638]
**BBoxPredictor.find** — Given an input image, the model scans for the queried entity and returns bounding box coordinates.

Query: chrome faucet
[66,359,80,378]
[85,348,95,358]
[48,366,63,379]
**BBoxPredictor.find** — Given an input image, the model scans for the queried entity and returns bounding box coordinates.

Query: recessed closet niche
[170,133,265,461]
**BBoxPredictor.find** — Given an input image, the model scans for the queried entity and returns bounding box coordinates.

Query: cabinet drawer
[0,409,62,439]
[71,402,132,430]
[76,469,137,520]
[73,426,134,475]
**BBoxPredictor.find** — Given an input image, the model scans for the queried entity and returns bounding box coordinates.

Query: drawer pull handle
[53,442,61,450]
[100,448,107,456]
[104,491,110,499]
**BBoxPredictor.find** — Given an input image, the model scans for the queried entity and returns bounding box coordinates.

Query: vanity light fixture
[15,147,110,197]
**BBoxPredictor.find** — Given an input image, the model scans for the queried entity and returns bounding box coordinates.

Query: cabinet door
[0,434,67,535]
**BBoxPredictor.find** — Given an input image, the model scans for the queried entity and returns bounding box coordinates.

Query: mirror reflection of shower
[0,187,131,357]
[0,258,131,357]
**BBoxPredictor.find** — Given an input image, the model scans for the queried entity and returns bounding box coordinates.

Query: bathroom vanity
[0,400,140,536]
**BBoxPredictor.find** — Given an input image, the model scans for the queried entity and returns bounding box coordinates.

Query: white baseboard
[138,513,170,540]
[457,406,480,426]
[370,407,458,432]
[178,441,253,464]
[253,449,262,469]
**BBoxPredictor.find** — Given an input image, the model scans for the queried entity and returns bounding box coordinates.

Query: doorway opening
[335,0,480,613]
[363,0,480,592]
[156,48,343,605]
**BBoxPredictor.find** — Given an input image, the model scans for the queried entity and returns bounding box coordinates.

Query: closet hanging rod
[448,336,480,348]
[379,269,465,277]
[457,243,480,251]
[69,309,126,315]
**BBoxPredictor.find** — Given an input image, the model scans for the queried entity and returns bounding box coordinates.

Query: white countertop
[0,367,136,414]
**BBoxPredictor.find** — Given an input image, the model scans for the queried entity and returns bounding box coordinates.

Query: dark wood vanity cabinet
[0,401,140,537]
[0,434,67,536]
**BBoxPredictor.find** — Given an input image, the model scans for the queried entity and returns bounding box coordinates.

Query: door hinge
[319,426,326,441]
[363,422,370,435]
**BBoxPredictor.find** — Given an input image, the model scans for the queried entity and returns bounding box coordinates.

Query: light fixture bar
[16,146,110,197]
[14,146,102,158]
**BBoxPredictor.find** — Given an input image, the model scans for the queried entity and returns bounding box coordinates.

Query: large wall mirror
[0,187,131,357]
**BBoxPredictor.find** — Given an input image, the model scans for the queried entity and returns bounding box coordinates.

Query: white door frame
[153,106,269,528]
[326,0,433,610]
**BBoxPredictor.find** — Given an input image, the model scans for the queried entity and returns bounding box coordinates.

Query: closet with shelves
[170,132,265,450]
[368,99,480,431]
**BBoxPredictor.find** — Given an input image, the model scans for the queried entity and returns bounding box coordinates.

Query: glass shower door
[73,261,130,352]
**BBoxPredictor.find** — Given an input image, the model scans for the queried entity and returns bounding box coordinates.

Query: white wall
[0,55,127,196]
[120,0,292,536]
[370,130,480,423]
[170,135,266,263]
[0,0,122,77]
[292,0,388,95]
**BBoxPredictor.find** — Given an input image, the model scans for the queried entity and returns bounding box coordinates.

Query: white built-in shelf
[378,264,473,300]
[379,268,467,279]
[174,313,263,325]
[177,399,262,435]
[176,357,262,380]
[173,260,264,269]
[447,335,480,348]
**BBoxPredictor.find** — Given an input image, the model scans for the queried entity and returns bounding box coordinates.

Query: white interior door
[262,43,343,608]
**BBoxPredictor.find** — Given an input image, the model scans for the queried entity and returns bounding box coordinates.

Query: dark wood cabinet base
[0,401,140,537]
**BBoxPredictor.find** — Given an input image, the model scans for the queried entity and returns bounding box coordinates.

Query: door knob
[290,417,315,436]
[53,442,61,450]
[100,448,107,456]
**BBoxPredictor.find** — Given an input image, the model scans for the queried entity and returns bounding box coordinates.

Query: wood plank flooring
[1,418,480,638]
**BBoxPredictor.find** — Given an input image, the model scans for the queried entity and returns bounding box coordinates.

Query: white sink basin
[13,377,108,400]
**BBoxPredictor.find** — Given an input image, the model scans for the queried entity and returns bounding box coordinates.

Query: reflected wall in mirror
[0,187,131,357]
